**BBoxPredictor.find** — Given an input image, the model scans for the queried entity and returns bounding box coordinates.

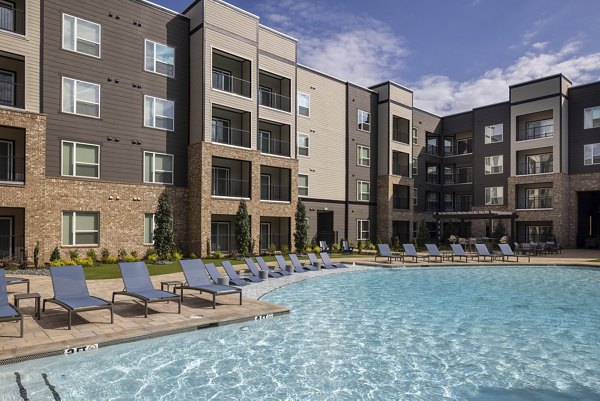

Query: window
[357,220,370,241]
[412,157,418,175]
[526,225,553,242]
[357,180,370,201]
[425,192,439,212]
[62,211,99,246]
[144,151,173,184]
[524,119,553,139]
[412,127,418,144]
[357,110,371,132]
[144,213,155,244]
[0,70,15,107]
[426,136,438,154]
[357,145,370,167]
[211,222,230,252]
[525,188,553,209]
[63,14,101,57]
[485,123,503,143]
[62,77,100,118]
[426,164,439,183]
[525,153,553,174]
[61,141,100,178]
[584,143,600,165]
[584,107,600,129]
[298,174,308,196]
[485,186,504,205]
[144,96,174,131]
[413,187,418,206]
[145,39,175,78]
[212,167,230,196]
[455,138,472,155]
[298,133,309,156]
[393,185,409,209]
[0,1,16,33]
[212,68,231,92]
[444,137,454,155]
[443,193,454,211]
[297,93,310,117]
[485,155,503,175]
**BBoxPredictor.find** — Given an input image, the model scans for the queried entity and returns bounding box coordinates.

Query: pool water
[1,266,600,400]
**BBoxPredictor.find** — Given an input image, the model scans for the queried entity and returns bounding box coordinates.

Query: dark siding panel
[568,83,600,174]
[43,0,190,186]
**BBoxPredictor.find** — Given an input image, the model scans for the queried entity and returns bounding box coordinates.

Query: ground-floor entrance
[577,191,600,248]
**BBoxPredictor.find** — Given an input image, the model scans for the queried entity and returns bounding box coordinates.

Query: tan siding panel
[511,77,560,103]
[190,31,204,144]
[258,27,295,62]
[389,84,413,107]
[205,0,257,41]
[185,1,204,31]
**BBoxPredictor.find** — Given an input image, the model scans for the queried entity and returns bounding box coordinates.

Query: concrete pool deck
[1,249,599,364]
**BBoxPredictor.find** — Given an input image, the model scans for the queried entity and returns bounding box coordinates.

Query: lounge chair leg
[68,311,72,330]
[19,317,23,338]
[42,299,46,312]
[213,294,216,309]
[145,302,148,318]
[110,307,114,324]
[177,299,181,314]
[239,292,242,305]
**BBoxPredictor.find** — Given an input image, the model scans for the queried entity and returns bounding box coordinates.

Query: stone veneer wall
[376,175,414,242]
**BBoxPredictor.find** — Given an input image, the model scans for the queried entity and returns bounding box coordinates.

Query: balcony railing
[0,156,24,183]
[426,144,439,155]
[392,165,410,176]
[260,183,290,202]
[258,89,291,112]
[517,196,553,209]
[393,197,410,210]
[0,234,24,261]
[211,122,251,148]
[444,146,454,155]
[212,70,251,98]
[258,134,290,157]
[517,161,553,175]
[0,81,24,108]
[455,201,472,212]
[0,6,25,35]
[212,178,250,198]
[444,169,473,184]
[392,130,409,144]
[426,201,439,212]
[426,173,440,184]
[518,124,553,141]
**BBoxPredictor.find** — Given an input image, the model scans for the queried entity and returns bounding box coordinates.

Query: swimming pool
[1,266,599,400]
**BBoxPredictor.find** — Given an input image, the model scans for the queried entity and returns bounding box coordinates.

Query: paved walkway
[1,250,598,363]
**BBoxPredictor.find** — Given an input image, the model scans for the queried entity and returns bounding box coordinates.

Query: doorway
[317,210,336,245]
[577,191,600,248]
[0,216,12,258]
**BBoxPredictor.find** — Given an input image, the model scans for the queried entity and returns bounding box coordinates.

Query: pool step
[0,371,62,400]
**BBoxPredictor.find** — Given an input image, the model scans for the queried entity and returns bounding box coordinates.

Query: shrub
[304,246,312,254]
[294,200,309,252]
[50,246,61,262]
[313,246,321,254]
[100,248,111,263]
[123,254,141,262]
[154,191,175,259]
[105,256,118,264]
[145,247,157,259]
[189,252,198,259]
[280,245,290,256]
[268,243,277,256]
[331,243,341,253]
[73,257,95,268]
[146,254,158,264]
[86,249,97,262]
[68,249,79,260]
[49,258,77,266]
[212,251,224,259]
[117,248,127,261]
[235,200,251,257]
[170,251,183,261]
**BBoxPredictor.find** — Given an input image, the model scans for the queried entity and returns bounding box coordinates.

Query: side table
[14,292,41,320]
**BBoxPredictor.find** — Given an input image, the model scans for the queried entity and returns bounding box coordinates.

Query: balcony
[0,54,25,109]
[426,201,439,212]
[258,121,291,157]
[392,116,410,144]
[426,144,438,155]
[211,107,251,148]
[392,151,410,176]
[426,172,439,184]
[517,196,553,210]
[260,217,291,252]
[444,168,473,184]
[393,197,409,210]
[260,166,291,202]
[0,156,24,183]
[258,89,291,112]
[258,71,291,113]
[517,161,553,175]
[517,112,553,141]
[212,50,252,98]
[455,199,472,212]
[518,124,553,141]
[212,157,251,198]
[0,2,25,35]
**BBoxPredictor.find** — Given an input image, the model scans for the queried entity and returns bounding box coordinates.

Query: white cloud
[532,41,549,50]
[413,41,600,115]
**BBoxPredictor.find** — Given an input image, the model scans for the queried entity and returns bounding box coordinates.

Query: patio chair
[113,262,181,317]
[341,241,354,255]
[257,256,289,276]
[221,261,251,286]
[0,269,23,337]
[178,259,242,309]
[5,277,30,293]
[43,265,113,330]
[319,241,331,253]
[402,244,427,262]
[307,253,325,269]
[498,244,530,263]
[204,261,226,283]
[450,244,475,263]
[274,254,304,273]
[425,244,451,262]
[376,244,404,263]
[289,254,318,271]
[474,244,504,262]
[245,258,281,279]
[320,252,348,268]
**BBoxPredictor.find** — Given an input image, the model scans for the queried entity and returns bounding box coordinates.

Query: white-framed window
[485,123,503,143]
[297,92,310,117]
[61,77,100,118]
[298,174,308,196]
[62,14,101,57]
[144,151,174,184]
[484,155,504,175]
[412,127,418,144]
[144,213,155,244]
[357,145,370,167]
[357,180,370,201]
[297,133,309,157]
[485,186,504,205]
[144,95,174,131]
[584,143,600,165]
[144,39,175,78]
[62,211,99,246]
[413,187,418,206]
[357,220,370,241]
[412,157,418,175]
[357,110,371,132]
[61,141,100,178]
[584,106,600,129]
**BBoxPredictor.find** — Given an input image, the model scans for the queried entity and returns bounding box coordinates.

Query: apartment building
[2,0,600,265]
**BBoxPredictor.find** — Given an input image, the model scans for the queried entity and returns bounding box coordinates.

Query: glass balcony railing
[0,156,24,183]
[517,196,553,209]
[212,178,250,198]
[212,70,251,98]
[517,161,553,175]
[258,134,290,157]
[258,89,291,112]
[518,124,553,141]
[0,6,25,35]
[211,122,251,148]
[260,183,290,202]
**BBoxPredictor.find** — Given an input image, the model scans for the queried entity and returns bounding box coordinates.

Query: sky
[152,0,600,115]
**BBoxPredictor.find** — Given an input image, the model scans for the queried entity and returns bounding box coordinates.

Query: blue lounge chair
[376,244,403,263]
[289,254,318,271]
[178,259,242,309]
[342,241,354,255]
[274,254,304,273]
[307,253,326,269]
[499,244,529,262]
[246,258,282,278]
[220,261,250,286]
[402,243,427,262]
[425,244,449,262]
[475,244,504,262]
[0,269,23,337]
[450,244,474,263]
[204,261,227,283]
[43,265,113,330]
[319,241,331,253]
[113,262,181,317]
[257,256,289,276]
[320,252,347,268]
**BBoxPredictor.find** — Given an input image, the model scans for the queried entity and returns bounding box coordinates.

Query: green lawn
[82,253,370,280]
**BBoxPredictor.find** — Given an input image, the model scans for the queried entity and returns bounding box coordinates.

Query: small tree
[154,191,174,260]
[416,220,429,250]
[294,200,309,252]
[493,220,507,242]
[235,200,251,257]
